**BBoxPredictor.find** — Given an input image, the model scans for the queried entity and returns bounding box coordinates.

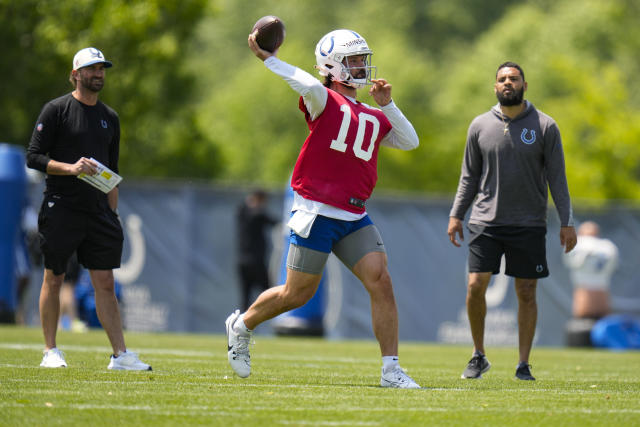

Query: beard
[348,68,367,80]
[79,75,104,93]
[496,86,524,106]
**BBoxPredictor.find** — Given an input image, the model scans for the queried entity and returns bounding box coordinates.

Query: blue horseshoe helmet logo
[521,128,536,144]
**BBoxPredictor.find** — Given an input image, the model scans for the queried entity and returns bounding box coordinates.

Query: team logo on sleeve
[101,120,108,128]
[37,123,43,132]
[521,128,536,144]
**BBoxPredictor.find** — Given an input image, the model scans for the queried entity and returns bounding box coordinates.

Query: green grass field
[1,325,639,426]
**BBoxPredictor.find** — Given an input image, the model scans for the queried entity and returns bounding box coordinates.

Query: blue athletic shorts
[289,214,373,253]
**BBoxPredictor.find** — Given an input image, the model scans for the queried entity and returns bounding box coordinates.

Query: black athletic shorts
[38,196,124,275]
[467,224,549,279]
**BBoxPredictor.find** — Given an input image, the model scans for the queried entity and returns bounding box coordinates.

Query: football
[252,15,285,52]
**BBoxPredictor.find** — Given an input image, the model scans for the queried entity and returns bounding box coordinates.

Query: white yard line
[0,342,373,363]
[1,401,639,415]
[2,377,637,397]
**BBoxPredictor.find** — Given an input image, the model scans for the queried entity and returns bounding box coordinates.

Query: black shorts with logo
[467,224,548,279]
[38,196,124,275]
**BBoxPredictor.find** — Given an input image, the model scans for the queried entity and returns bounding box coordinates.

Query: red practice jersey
[291,88,392,214]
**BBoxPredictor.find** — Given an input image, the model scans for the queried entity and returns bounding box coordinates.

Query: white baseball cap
[72,47,113,71]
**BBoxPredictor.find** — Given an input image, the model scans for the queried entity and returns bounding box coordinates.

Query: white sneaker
[381,366,421,389]
[40,348,67,368]
[225,309,251,378]
[108,351,152,371]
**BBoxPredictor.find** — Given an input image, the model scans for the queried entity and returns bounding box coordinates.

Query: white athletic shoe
[40,348,67,368]
[226,309,251,378]
[108,351,152,371]
[380,366,421,389]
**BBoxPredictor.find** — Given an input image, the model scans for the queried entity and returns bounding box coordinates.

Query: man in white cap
[26,47,151,370]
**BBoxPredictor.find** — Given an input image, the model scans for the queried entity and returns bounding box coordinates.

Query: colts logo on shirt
[101,120,108,129]
[521,128,536,145]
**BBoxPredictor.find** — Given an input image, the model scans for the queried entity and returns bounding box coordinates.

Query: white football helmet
[315,29,376,89]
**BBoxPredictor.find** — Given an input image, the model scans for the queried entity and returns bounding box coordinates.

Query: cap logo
[89,48,104,59]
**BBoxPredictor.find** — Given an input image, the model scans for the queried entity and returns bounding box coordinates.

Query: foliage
[192,0,640,201]
[0,0,217,179]
[2,0,640,201]
[190,0,521,191]
[432,0,640,200]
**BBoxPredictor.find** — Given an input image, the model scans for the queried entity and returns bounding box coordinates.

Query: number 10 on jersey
[330,104,380,161]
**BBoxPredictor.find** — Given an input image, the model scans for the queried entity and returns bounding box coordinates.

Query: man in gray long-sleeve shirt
[447,62,577,381]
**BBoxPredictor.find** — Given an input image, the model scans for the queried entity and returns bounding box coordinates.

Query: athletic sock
[382,356,399,374]
[234,314,252,336]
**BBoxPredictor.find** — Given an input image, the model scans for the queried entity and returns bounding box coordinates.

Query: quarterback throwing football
[225,29,420,388]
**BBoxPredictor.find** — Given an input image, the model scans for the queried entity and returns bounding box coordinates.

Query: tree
[0,0,218,179]
[432,0,640,201]
[4,0,640,202]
